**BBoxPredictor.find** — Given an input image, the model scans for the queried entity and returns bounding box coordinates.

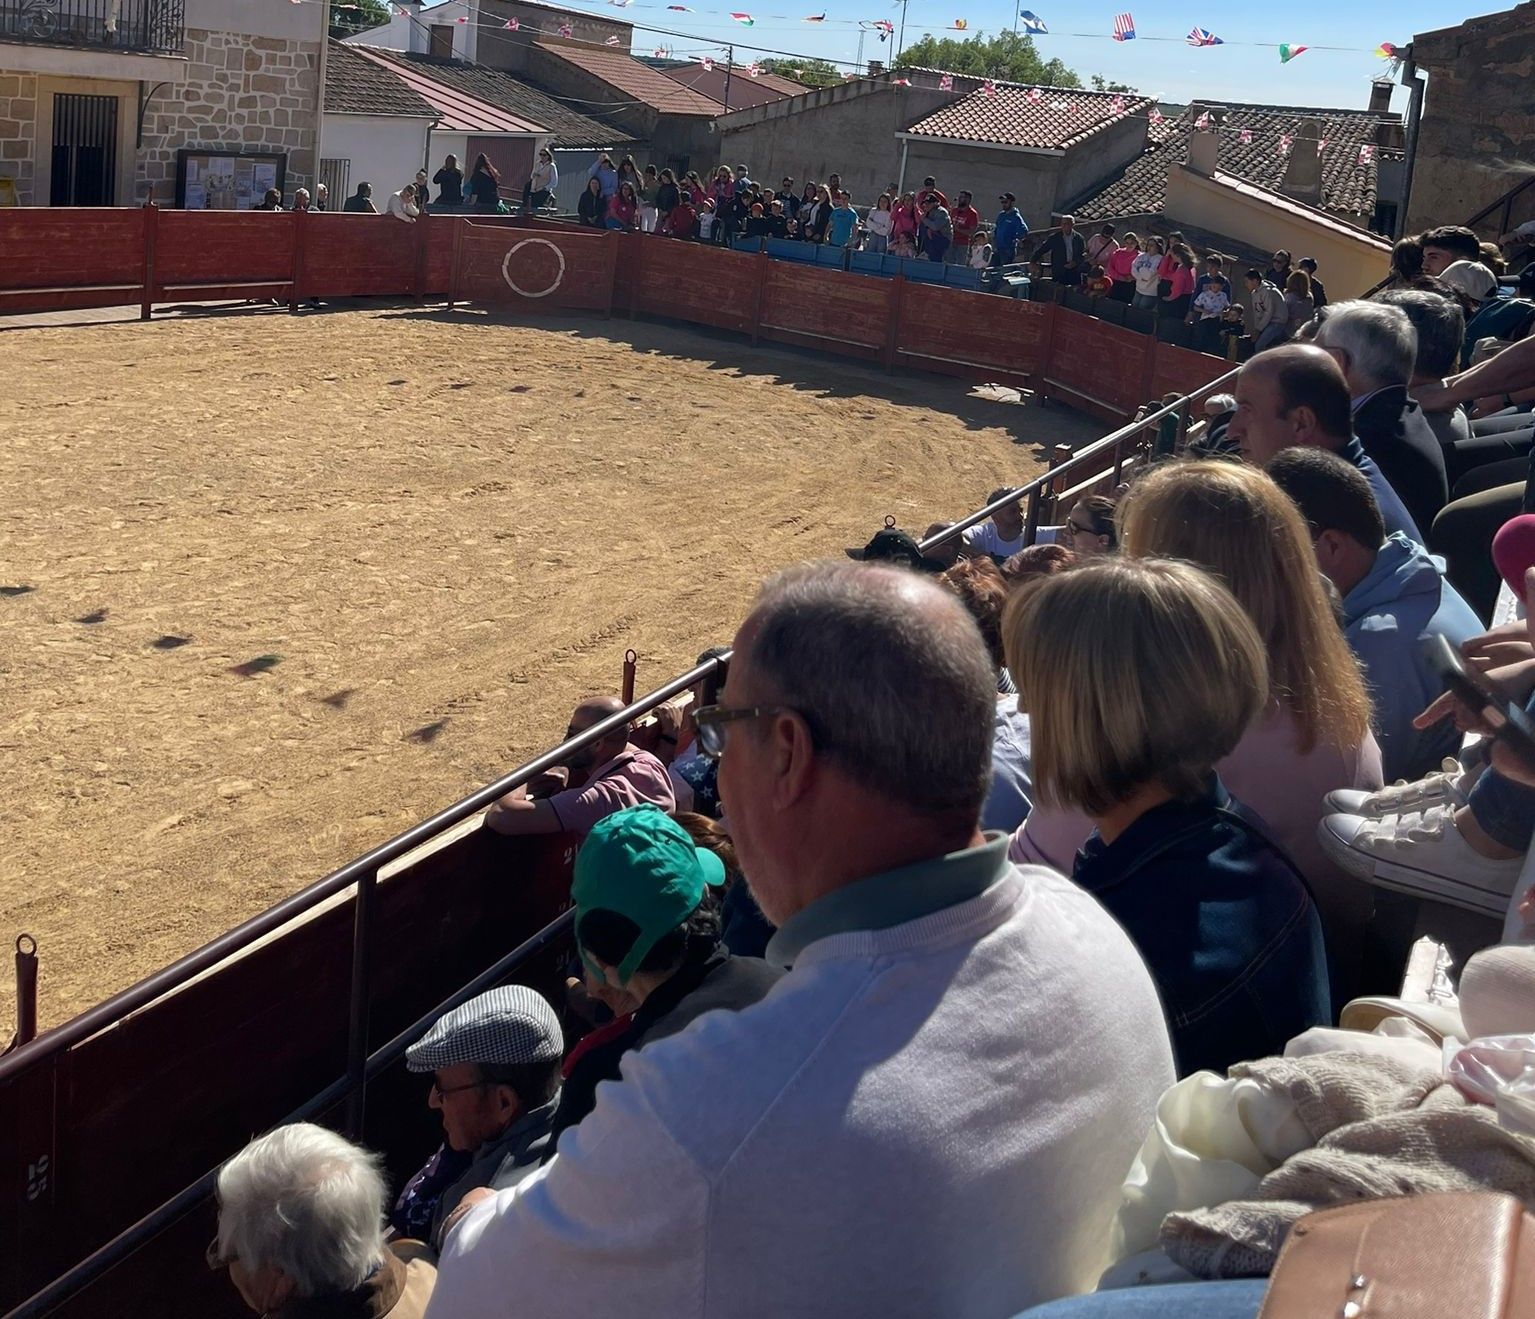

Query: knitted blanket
[1160,1052,1535,1277]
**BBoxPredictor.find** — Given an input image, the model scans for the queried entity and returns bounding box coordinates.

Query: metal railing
[0,0,185,55]
[3,362,1240,1319]
[1467,173,1535,240]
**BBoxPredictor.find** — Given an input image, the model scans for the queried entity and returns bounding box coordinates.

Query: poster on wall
[174,149,287,209]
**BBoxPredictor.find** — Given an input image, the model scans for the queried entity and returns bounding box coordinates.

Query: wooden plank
[634,240,757,334]
[303,213,419,299]
[155,211,296,285]
[458,225,617,312]
[0,208,144,292]
[0,286,141,314]
[895,283,1051,379]
[1148,338,1231,402]
[758,263,889,350]
[1043,308,1150,417]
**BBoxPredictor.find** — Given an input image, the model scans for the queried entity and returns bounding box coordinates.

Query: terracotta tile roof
[1070,100,1398,221]
[325,39,437,117]
[357,47,634,147]
[534,39,725,115]
[899,73,1155,151]
[654,61,804,111]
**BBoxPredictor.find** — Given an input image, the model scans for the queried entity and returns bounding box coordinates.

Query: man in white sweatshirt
[427,561,1174,1319]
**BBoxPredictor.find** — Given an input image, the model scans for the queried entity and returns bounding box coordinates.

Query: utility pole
[722,42,734,111]
[894,0,909,64]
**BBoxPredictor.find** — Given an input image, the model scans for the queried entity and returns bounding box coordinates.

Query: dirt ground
[0,303,1099,1030]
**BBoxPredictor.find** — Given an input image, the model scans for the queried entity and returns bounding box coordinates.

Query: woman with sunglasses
[1060,494,1116,556]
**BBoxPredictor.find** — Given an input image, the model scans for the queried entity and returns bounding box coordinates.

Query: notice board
[176,149,288,210]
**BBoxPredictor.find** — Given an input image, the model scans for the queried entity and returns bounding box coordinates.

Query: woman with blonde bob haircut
[1008,461,1381,999]
[1007,558,1329,1075]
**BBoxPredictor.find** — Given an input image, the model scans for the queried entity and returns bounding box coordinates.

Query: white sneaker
[1317,803,1525,918]
[1323,758,1468,817]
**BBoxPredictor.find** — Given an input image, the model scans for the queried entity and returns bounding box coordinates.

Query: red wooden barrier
[304,212,420,300]
[0,207,144,313]
[1042,310,1153,421]
[1149,339,1233,403]
[895,282,1052,385]
[758,261,891,361]
[456,221,617,312]
[154,209,296,303]
[632,237,759,335]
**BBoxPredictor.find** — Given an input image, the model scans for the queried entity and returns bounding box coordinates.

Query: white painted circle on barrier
[501,238,566,299]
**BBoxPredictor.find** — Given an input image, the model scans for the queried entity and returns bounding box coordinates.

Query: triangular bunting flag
[1025,86,1043,104]
[983,78,998,97]
[503,16,518,28]
[748,62,761,77]
[1187,26,1222,47]
[892,77,912,86]
[1194,111,1212,130]
[1359,144,1376,164]
[953,19,967,29]
[1110,94,1125,113]
[1317,138,1328,152]
[939,72,954,90]
[1375,42,1398,59]
[1147,106,1163,125]
[558,22,572,36]
[730,11,754,24]
[1019,10,1048,34]
[1278,43,1307,63]
[605,34,621,45]
[1238,127,1253,145]
[1279,132,1294,153]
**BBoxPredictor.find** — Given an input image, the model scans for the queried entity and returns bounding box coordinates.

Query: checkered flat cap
[405,985,563,1072]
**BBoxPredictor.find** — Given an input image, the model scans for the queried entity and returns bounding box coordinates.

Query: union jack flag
[1111,12,1135,41]
[1186,26,1222,47]
[939,73,954,90]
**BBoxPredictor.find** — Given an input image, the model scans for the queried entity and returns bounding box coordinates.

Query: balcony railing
[0,0,185,56]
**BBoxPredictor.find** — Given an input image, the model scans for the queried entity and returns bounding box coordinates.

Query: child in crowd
[865,193,894,254]
[970,229,993,269]
[695,198,718,243]
[1085,265,1112,297]
[889,232,917,259]
[1191,275,1231,353]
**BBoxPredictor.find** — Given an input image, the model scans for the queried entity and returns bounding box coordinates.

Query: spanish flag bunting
[939,72,954,89]
[1375,42,1398,58]
[503,17,518,28]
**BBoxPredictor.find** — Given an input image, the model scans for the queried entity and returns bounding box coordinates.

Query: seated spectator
[1007,556,1330,1075]
[961,489,1025,559]
[666,647,729,817]
[1440,260,1501,365]
[921,520,963,568]
[1298,255,1327,308]
[212,1123,434,1317]
[662,190,697,239]
[939,559,1034,831]
[744,201,772,239]
[427,561,1174,1318]
[1085,264,1112,297]
[675,810,776,957]
[1061,493,1116,557]
[546,804,782,1152]
[1268,447,1482,781]
[1315,300,1449,535]
[1373,287,1472,458]
[393,986,563,1247]
[969,229,993,268]
[1468,262,1535,355]
[605,180,638,232]
[766,198,789,239]
[1193,393,1238,455]
[1421,224,1483,277]
[577,177,605,228]
[486,696,674,836]
[254,187,283,212]
[1227,342,1423,542]
[1009,461,1383,997]
[342,181,377,213]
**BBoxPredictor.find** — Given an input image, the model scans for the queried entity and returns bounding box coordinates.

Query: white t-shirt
[1132,253,1162,297]
[962,521,1025,558]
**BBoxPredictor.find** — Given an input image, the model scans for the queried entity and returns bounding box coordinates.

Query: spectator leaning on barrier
[1246,266,1287,351]
[467,153,500,209]
[393,986,564,1249]
[485,695,674,837]
[211,1124,435,1318]
[961,488,1025,560]
[387,184,418,223]
[434,154,463,209]
[525,148,558,214]
[865,192,894,254]
[1038,214,1086,287]
[254,187,283,211]
[343,181,376,213]
[577,176,605,228]
[425,560,1173,1319]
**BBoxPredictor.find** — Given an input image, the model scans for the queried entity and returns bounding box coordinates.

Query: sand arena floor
[0,303,1099,1030]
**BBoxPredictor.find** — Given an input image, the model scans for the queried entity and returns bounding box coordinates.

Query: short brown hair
[939,558,1009,667]
[1000,543,1074,582]
[1004,557,1267,813]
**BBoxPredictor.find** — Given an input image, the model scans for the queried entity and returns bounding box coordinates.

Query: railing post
[1023,483,1043,546]
[414,211,431,301]
[13,934,37,1048]
[627,231,643,319]
[289,205,307,314]
[343,869,377,1140]
[139,199,158,322]
[622,649,637,705]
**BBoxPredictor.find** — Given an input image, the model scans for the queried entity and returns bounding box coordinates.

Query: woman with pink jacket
[890,192,919,252]
[1104,229,1138,302]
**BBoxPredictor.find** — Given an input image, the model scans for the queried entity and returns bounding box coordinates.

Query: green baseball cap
[572,805,726,984]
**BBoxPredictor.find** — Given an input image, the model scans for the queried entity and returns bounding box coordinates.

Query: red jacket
[665,203,697,238]
[607,193,637,228]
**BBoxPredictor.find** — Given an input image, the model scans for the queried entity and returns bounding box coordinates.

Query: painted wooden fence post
[140,200,158,322]
[882,275,905,372]
[750,250,768,346]
[447,218,465,312]
[289,205,307,314]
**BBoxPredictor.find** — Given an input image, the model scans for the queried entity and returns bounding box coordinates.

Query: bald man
[1225,342,1423,543]
[486,695,674,837]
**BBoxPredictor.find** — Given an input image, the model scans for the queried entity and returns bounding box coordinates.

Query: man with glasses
[391,985,563,1247]
[427,561,1172,1319]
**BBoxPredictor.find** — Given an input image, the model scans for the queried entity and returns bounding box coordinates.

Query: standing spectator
[426,561,1175,1319]
[468,153,501,209]
[775,176,799,221]
[386,183,417,222]
[864,192,894,253]
[653,167,679,230]
[826,170,842,198]
[662,189,697,239]
[615,155,641,199]
[605,180,639,232]
[1191,275,1232,352]
[1420,225,1482,277]
[826,192,860,249]
[254,187,283,211]
[577,176,605,228]
[1386,235,1426,288]
[732,162,755,195]
[1105,230,1138,301]
[800,185,833,244]
[1283,270,1316,340]
[1193,253,1225,300]
[342,181,376,213]
[744,202,772,239]
[710,165,736,213]
[314,183,329,211]
[1085,222,1118,269]
[1265,248,1293,288]
[212,1125,436,1317]
[682,170,706,206]
[1246,266,1288,351]
[950,190,981,261]
[414,169,431,211]
[1037,214,1087,286]
[969,228,993,268]
[919,195,952,262]
[292,187,312,212]
[1160,245,1194,319]
[486,695,673,837]
[433,153,464,209]
[961,490,1025,559]
[1131,237,1164,308]
[695,198,718,243]
[765,198,789,239]
[1060,494,1117,557]
[1298,256,1327,308]
[914,174,947,253]
[587,153,618,200]
[523,147,557,214]
[889,191,918,254]
[992,192,1027,265]
[638,164,659,232]
[1005,557,1331,1076]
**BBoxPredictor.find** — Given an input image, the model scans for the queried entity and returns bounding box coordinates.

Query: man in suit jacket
[1315,301,1448,537]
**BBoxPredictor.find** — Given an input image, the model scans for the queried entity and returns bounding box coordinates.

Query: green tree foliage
[895,30,1081,87]
[330,0,392,40]
[1091,73,1136,93]
[760,57,842,88]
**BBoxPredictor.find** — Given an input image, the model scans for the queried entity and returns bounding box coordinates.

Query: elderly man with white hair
[1313,299,1449,536]
[210,1122,435,1317]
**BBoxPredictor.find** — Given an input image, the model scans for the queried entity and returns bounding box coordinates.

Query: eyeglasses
[693,704,793,758]
[1063,519,1098,539]
[431,1077,492,1101]
[206,1235,236,1272]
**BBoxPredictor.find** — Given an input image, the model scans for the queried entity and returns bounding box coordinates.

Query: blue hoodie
[1342,532,1483,782]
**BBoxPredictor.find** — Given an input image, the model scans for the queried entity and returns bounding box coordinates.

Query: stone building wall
[135,27,321,201]
[0,72,39,205]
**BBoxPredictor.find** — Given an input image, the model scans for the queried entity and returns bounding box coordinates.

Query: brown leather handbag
[1259,1192,1535,1318]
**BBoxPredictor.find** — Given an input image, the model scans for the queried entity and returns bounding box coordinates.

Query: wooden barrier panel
[896,282,1052,383]
[632,238,759,334]
[155,210,296,289]
[0,207,145,312]
[758,261,891,360]
[457,222,617,312]
[1,827,575,1316]
[1043,309,1153,419]
[1148,339,1230,402]
[305,213,419,299]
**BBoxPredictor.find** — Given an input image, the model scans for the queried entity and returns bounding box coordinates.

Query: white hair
[216,1123,386,1297]
[1314,300,1417,390]
[1204,393,1237,415]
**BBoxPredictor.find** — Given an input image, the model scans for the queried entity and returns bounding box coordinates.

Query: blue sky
[588,0,1503,112]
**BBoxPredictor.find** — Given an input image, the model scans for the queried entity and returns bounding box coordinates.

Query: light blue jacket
[1343,532,1483,782]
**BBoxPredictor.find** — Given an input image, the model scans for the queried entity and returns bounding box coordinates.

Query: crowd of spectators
[200,214,1535,1319]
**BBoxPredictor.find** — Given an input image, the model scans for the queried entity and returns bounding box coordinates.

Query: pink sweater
[1008,703,1383,947]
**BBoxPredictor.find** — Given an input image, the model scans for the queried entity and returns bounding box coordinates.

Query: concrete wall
[320,114,432,201]
[478,0,630,75]
[651,114,716,176]
[1408,3,1535,234]
[1055,116,1148,216]
[716,82,960,206]
[900,142,1063,228]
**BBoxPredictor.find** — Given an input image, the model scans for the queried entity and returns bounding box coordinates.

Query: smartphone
[1422,634,1535,774]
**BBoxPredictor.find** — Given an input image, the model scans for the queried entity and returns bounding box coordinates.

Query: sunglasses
[694,704,793,757]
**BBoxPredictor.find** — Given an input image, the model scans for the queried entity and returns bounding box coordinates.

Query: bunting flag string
[1186,27,1222,47]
